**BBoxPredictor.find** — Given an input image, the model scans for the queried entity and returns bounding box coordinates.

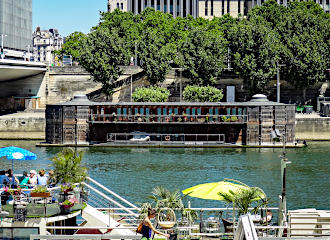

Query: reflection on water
[0,140,329,210]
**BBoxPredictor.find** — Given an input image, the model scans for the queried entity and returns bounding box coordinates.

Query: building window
[117,2,120,8]
[205,0,208,16]
[326,0,329,5]
[222,0,225,15]
[227,0,230,13]
[211,0,213,15]
[121,2,123,9]
[319,0,322,4]
[157,0,161,10]
[238,0,241,14]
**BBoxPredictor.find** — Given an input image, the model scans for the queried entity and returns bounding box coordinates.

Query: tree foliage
[54,32,86,61]
[61,3,329,97]
[132,86,170,102]
[178,26,227,86]
[248,0,330,88]
[183,85,224,102]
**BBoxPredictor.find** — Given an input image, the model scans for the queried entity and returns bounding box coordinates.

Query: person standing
[140,208,169,240]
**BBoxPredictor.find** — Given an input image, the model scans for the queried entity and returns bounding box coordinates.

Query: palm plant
[219,187,268,216]
[51,148,87,184]
[139,186,198,225]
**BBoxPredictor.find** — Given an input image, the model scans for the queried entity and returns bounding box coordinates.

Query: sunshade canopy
[0,146,37,160]
[182,180,265,201]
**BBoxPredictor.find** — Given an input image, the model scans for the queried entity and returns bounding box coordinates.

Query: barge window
[209,108,213,121]
[238,108,242,115]
[163,108,167,115]
[227,108,231,115]
[135,108,139,115]
[140,108,144,115]
[123,108,127,116]
[214,108,219,122]
[232,108,237,115]
[192,108,196,116]
[169,108,173,115]
[174,108,178,115]
[186,108,190,116]
[117,108,121,116]
[146,108,150,115]
[197,108,201,115]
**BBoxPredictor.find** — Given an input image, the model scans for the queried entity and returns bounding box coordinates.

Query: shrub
[132,86,170,102]
[183,85,223,102]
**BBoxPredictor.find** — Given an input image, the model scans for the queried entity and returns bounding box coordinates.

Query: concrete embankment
[295,113,330,141]
[0,111,45,140]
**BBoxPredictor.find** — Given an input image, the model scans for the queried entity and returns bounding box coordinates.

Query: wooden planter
[31,192,51,198]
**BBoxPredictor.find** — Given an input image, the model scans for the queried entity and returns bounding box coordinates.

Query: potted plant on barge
[31,185,51,198]
[59,196,78,214]
[51,148,88,202]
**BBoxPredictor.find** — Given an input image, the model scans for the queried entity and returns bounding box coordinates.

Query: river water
[0,140,329,210]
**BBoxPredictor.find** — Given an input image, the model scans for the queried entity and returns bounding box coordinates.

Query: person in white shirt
[28,170,38,186]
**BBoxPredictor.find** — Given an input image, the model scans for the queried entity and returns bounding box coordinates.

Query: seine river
[0,140,329,210]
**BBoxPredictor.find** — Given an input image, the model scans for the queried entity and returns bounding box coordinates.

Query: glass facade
[0,0,32,51]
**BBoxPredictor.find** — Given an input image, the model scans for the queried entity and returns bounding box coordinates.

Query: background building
[0,0,32,51]
[108,0,329,18]
[32,27,63,65]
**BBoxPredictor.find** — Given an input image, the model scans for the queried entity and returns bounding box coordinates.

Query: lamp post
[276,62,285,103]
[271,129,291,229]
[1,34,7,49]
[1,34,7,59]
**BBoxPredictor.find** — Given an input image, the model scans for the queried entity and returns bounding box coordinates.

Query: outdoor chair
[222,218,233,233]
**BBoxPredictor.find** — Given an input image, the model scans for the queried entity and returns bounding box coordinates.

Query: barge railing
[89,114,248,124]
[106,133,226,143]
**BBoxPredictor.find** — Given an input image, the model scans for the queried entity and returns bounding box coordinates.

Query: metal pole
[180,69,182,102]
[277,62,280,103]
[134,42,137,66]
[130,73,133,102]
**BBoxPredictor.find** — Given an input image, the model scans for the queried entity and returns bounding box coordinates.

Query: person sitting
[7,169,19,188]
[261,210,273,224]
[37,169,47,186]
[0,170,9,187]
[47,170,56,188]
[28,170,38,186]
[19,171,29,189]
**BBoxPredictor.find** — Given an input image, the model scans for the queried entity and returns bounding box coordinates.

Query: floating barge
[41,94,298,147]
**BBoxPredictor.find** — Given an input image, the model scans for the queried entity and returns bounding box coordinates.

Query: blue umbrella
[0,146,37,173]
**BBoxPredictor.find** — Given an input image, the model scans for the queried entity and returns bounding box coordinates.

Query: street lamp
[1,34,7,49]
[276,62,285,103]
[271,129,291,228]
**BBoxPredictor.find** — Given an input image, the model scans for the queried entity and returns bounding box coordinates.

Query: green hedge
[132,86,170,102]
[183,85,224,102]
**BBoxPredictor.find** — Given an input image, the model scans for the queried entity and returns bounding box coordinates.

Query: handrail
[82,182,138,217]
[86,177,138,209]
[30,235,142,240]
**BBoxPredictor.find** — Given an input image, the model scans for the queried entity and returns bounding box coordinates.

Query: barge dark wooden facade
[45,95,295,146]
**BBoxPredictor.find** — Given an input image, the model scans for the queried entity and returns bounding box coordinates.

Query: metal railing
[90,114,248,124]
[106,133,225,144]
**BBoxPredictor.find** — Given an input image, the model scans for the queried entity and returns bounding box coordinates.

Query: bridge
[0,59,47,81]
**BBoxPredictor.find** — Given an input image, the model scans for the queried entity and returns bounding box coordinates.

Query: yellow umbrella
[182,179,265,201]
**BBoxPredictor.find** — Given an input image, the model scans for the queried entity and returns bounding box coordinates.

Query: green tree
[79,10,137,96]
[51,148,87,184]
[54,32,86,61]
[228,17,281,93]
[177,26,227,86]
[137,9,177,84]
[132,86,170,102]
[248,0,330,89]
[183,85,224,102]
